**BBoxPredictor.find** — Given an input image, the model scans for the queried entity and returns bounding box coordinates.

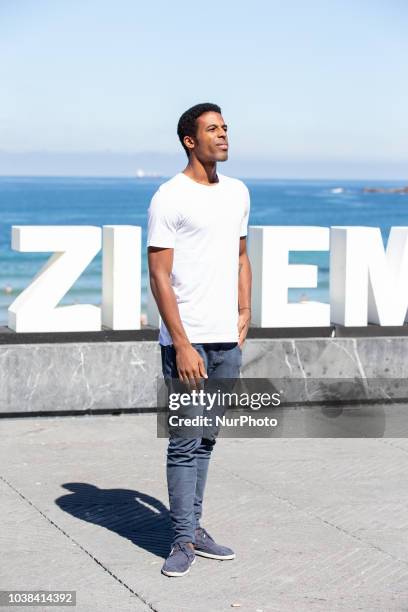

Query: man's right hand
[175,343,208,388]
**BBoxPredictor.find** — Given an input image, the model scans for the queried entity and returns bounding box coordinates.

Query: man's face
[186,111,229,162]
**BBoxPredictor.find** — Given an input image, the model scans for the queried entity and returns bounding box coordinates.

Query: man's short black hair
[177,102,222,158]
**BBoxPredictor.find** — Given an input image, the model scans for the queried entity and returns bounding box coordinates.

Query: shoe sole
[194,550,235,560]
[161,556,196,577]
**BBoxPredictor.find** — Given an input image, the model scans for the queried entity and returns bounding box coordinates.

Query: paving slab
[1,414,408,611]
[0,478,151,612]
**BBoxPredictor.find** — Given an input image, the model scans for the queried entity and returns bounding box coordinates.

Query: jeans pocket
[161,344,178,379]
[231,343,243,370]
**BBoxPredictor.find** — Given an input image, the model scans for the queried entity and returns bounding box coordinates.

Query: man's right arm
[148,246,207,386]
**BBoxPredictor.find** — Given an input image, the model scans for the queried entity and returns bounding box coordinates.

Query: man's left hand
[238,309,251,348]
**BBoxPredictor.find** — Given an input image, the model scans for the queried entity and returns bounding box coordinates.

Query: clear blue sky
[0,0,407,176]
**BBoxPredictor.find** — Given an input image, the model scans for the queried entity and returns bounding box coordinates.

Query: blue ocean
[0,176,407,326]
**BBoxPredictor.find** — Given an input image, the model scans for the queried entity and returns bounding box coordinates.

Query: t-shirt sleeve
[240,183,251,237]
[147,189,180,248]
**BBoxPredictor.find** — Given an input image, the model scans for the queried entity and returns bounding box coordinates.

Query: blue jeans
[161,342,242,544]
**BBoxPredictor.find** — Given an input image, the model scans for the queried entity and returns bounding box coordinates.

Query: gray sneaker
[161,542,196,577]
[194,527,235,560]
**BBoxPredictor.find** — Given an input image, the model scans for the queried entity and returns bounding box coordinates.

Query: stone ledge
[1,323,408,345]
[0,335,407,414]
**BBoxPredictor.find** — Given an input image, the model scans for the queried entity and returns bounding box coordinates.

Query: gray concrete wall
[0,335,407,414]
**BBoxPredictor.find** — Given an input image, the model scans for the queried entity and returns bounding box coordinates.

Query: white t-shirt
[147,171,250,345]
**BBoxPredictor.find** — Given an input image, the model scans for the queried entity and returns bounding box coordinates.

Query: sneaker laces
[196,527,214,542]
[170,542,193,559]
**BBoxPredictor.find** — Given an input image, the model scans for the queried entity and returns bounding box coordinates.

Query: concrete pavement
[1,413,408,611]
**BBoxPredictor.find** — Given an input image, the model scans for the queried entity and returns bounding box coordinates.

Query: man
[147,102,251,577]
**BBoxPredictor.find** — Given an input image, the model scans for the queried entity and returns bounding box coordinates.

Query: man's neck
[182,159,218,186]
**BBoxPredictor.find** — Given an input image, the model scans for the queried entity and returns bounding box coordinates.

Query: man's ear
[183,135,195,152]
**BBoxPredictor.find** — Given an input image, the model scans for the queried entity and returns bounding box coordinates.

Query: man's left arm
[238,236,252,347]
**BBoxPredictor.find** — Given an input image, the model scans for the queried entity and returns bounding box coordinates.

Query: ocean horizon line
[0,175,407,183]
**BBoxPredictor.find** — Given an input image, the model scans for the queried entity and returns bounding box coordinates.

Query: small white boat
[331,187,344,194]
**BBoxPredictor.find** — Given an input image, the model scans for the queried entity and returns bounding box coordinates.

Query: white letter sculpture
[330,226,408,326]
[102,225,141,330]
[248,226,330,327]
[8,226,101,332]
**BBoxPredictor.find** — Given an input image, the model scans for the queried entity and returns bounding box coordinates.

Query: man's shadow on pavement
[56,483,172,559]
